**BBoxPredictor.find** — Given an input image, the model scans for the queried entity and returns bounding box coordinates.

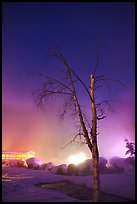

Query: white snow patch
[2,166,135,202]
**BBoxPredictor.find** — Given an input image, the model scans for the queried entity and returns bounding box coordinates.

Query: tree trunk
[66,67,93,153]
[90,74,101,202]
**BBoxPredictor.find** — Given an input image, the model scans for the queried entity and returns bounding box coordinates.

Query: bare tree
[33,48,125,202]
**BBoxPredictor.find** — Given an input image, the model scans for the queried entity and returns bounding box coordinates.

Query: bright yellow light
[67,152,87,165]
[2,151,35,160]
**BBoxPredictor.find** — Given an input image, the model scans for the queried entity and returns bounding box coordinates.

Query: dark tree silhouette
[125,138,135,157]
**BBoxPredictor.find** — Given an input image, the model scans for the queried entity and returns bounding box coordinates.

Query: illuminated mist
[98,89,135,160]
[2,87,134,164]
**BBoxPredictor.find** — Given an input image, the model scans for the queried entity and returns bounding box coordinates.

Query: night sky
[2,2,135,164]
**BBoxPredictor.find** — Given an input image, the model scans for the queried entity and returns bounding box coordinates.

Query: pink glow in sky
[98,89,135,160]
[2,88,134,164]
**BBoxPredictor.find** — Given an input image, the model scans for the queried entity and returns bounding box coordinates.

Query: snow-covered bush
[9,159,18,167]
[67,159,93,176]
[83,159,92,166]
[98,157,108,174]
[39,163,47,170]
[77,157,107,175]
[57,164,68,175]
[16,160,27,167]
[78,159,92,176]
[107,165,117,171]
[125,157,135,167]
[99,157,107,166]
[46,162,55,170]
[109,157,125,173]
[125,164,134,173]
[50,166,58,174]
[99,163,108,173]
[50,164,68,175]
[39,162,55,170]
[26,158,43,169]
[125,157,135,172]
[2,159,27,167]
[2,160,10,166]
[74,157,108,176]
[109,156,126,168]
[67,164,79,176]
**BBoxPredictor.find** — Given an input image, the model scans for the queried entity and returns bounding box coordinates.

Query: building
[2,150,35,160]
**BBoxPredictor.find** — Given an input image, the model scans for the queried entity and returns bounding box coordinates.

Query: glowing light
[67,152,87,165]
[2,151,35,160]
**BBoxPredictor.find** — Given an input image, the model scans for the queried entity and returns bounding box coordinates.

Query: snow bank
[109,156,135,173]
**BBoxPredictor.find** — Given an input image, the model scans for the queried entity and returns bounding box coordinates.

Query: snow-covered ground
[2,166,135,202]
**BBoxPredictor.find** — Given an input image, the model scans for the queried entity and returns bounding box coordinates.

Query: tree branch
[95,100,114,109]
[97,116,106,120]
[52,49,93,102]
[61,131,84,150]
[94,85,103,91]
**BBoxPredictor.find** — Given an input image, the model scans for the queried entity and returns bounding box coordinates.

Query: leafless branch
[58,95,77,123]
[94,96,100,101]
[95,100,114,109]
[97,116,106,120]
[103,78,126,87]
[50,48,93,102]
[34,71,75,95]
[46,76,74,94]
[103,80,112,92]
[94,85,103,91]
[97,108,107,120]
[61,131,84,150]
[58,98,70,122]
[82,112,92,130]
[94,76,126,88]
[94,74,126,95]
[95,75,104,81]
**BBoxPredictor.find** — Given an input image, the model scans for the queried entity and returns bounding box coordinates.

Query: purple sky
[2,2,135,164]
